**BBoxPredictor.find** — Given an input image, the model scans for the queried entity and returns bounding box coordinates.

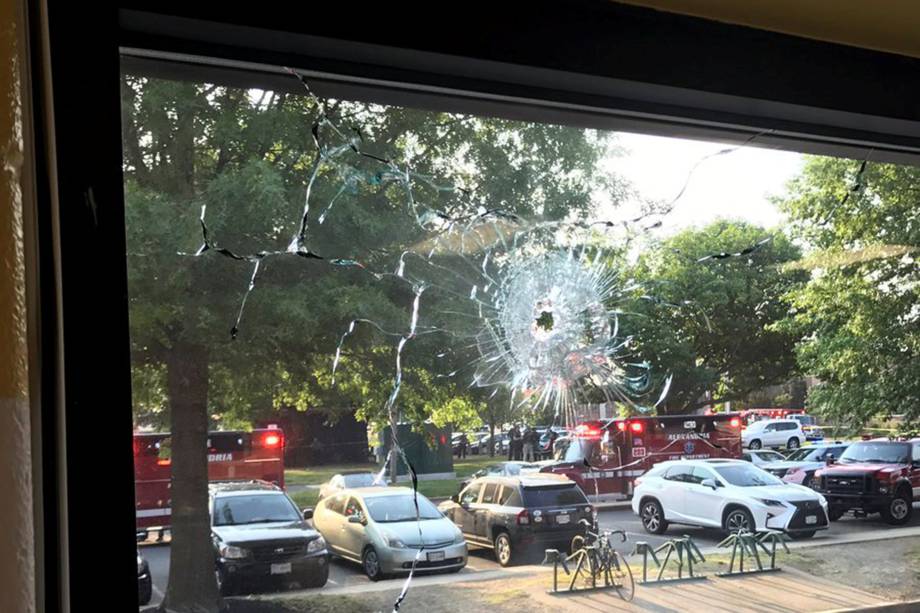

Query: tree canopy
[777,157,920,427]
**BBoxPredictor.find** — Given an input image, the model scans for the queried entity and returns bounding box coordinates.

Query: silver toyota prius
[312,486,467,580]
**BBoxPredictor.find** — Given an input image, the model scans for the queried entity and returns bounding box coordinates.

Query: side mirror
[826,457,836,465]
[450,493,460,504]
[347,514,364,525]
[700,478,719,490]
[460,501,471,510]
[302,508,314,521]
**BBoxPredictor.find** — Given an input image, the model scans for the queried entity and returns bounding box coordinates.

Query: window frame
[39,4,920,610]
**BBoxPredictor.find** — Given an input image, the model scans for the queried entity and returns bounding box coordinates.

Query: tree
[122,73,619,610]
[777,157,920,426]
[625,220,805,414]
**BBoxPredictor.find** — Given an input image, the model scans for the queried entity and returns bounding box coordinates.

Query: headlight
[755,499,786,508]
[453,532,466,545]
[387,536,407,549]
[307,536,326,554]
[218,544,249,559]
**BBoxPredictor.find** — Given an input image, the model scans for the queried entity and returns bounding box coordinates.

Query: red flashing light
[575,424,601,437]
[616,422,627,432]
[629,422,644,434]
[262,433,282,448]
[156,458,171,466]
[729,417,741,428]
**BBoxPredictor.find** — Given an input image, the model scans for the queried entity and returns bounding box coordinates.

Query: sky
[599,131,806,236]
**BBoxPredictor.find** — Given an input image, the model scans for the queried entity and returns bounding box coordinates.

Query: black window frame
[37,3,920,610]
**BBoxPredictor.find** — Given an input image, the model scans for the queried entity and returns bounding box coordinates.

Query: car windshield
[785,448,824,462]
[714,464,784,487]
[342,473,376,487]
[757,451,785,461]
[522,485,588,507]
[212,494,300,526]
[364,495,442,522]
[839,442,910,464]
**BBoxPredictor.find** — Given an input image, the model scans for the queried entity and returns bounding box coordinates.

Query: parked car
[742,419,806,450]
[633,459,829,538]
[317,471,381,501]
[459,461,542,490]
[137,549,152,606]
[761,443,850,487]
[313,487,467,580]
[741,449,787,467]
[210,481,329,595]
[815,439,920,524]
[439,475,593,566]
[470,432,499,455]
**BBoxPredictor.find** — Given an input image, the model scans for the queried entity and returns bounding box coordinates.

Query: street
[140,501,920,607]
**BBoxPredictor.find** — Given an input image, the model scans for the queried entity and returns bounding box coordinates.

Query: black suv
[210,481,329,595]
[438,475,592,566]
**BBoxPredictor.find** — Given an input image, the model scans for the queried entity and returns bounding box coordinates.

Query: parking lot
[140,501,920,607]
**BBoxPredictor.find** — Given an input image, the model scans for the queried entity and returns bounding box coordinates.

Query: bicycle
[565,518,635,601]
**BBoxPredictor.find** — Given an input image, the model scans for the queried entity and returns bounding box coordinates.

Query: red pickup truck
[814,439,920,525]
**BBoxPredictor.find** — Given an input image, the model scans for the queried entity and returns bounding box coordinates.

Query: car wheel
[881,491,913,525]
[494,531,513,567]
[827,506,845,522]
[724,507,755,534]
[787,437,800,450]
[791,530,816,540]
[748,439,762,450]
[640,499,669,535]
[363,547,385,581]
[300,561,329,588]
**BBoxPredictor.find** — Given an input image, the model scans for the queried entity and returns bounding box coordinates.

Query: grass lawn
[285,453,506,503]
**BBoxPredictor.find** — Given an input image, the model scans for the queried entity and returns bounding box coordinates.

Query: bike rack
[633,536,707,585]
[543,546,629,595]
[716,529,788,576]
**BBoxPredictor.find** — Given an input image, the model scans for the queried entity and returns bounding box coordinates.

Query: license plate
[427,551,445,562]
[556,514,570,525]
[270,562,292,575]
[805,515,817,525]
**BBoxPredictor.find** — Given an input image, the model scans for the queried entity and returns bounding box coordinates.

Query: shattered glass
[125,61,908,612]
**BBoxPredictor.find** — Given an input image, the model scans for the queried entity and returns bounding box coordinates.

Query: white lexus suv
[742,418,805,450]
[632,459,829,538]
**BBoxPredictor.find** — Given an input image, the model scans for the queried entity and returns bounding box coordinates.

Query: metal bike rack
[633,536,707,585]
[716,529,789,576]
[543,546,631,595]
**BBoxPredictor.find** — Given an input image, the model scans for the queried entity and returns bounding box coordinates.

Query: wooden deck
[534,567,891,612]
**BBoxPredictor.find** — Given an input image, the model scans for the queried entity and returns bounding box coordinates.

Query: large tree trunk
[160,340,221,613]
[488,422,495,458]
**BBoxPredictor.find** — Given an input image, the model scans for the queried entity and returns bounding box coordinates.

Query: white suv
[632,459,829,538]
[742,419,805,450]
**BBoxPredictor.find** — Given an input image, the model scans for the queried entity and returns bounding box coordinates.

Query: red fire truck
[134,427,285,531]
[541,414,742,502]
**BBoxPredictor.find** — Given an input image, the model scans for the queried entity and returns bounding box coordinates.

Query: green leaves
[625,221,805,413]
[778,157,920,427]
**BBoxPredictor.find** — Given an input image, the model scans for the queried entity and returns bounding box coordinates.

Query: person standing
[522,427,536,462]
[458,432,469,459]
[507,426,519,460]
